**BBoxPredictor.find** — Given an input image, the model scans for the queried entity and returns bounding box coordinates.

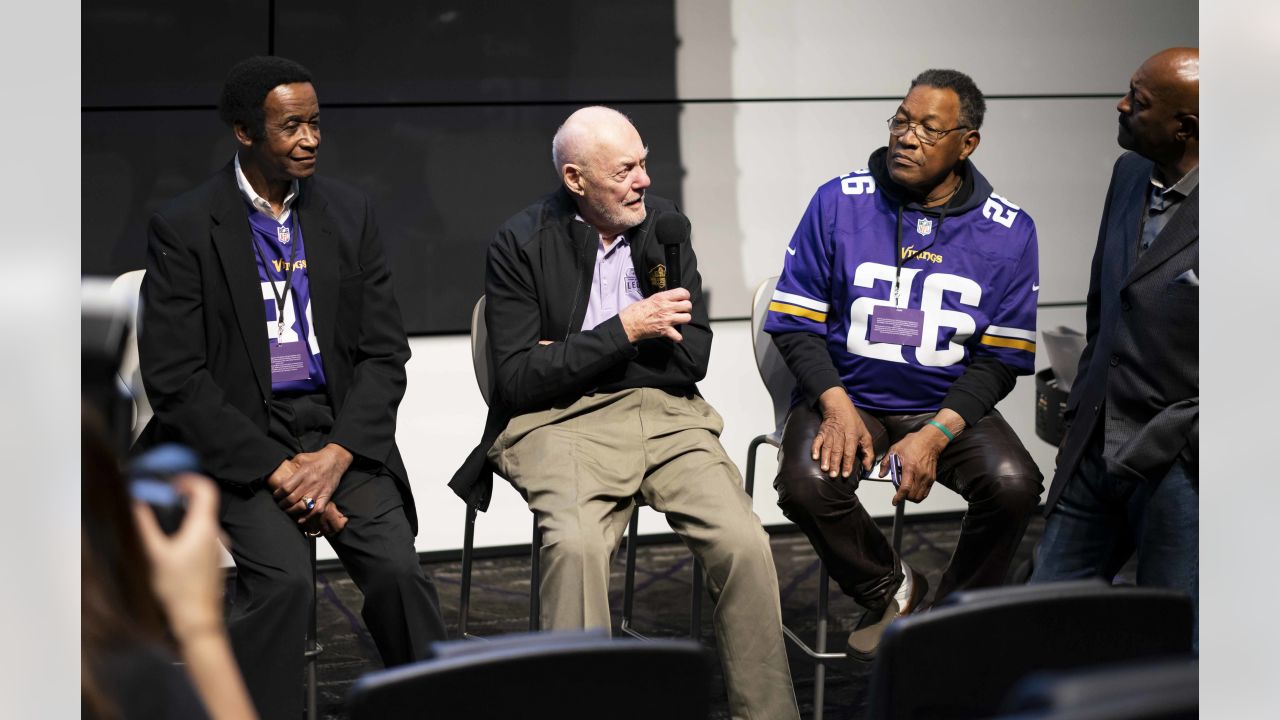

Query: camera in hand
[128,444,202,534]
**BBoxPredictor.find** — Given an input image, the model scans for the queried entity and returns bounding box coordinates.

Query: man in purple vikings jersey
[764,69,1042,658]
[137,56,445,718]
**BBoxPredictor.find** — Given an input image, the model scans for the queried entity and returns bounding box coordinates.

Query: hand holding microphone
[620,212,693,343]
[620,287,692,342]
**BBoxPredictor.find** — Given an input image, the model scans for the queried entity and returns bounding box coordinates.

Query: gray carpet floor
[307,514,1044,719]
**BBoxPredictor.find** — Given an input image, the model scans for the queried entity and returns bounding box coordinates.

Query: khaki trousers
[489,388,799,720]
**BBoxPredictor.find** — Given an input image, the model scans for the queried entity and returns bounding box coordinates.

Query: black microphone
[654,212,690,290]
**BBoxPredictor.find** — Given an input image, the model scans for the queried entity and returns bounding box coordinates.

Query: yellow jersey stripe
[980,335,1036,353]
[769,301,827,323]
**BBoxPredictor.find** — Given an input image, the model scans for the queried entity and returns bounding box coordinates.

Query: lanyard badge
[870,190,957,348]
[252,217,302,344]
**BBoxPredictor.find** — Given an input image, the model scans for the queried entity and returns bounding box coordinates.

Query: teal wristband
[927,419,955,441]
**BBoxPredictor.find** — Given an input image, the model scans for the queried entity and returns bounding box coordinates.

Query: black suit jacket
[1045,152,1198,511]
[136,163,418,531]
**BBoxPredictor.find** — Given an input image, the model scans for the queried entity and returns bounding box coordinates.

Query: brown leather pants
[774,402,1042,609]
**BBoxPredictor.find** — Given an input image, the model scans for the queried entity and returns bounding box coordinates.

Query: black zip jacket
[449,188,710,509]
[772,147,1019,428]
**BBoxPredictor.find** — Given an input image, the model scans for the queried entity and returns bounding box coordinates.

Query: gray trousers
[489,388,799,720]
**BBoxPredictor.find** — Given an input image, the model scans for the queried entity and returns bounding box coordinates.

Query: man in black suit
[1032,48,1199,646]
[138,56,446,717]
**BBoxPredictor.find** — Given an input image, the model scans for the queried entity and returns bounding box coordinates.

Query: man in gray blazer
[1032,48,1199,646]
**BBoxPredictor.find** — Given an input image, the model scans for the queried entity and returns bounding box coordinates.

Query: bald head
[551,106,639,173]
[1117,47,1199,178]
[1142,47,1199,113]
[552,106,652,237]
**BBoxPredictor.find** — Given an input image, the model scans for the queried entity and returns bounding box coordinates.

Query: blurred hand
[132,473,227,640]
[619,288,692,343]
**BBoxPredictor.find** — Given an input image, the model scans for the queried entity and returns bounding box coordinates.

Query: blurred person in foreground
[1032,48,1199,649]
[82,413,256,719]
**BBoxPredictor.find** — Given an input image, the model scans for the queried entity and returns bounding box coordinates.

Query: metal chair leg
[690,560,703,638]
[530,517,542,631]
[814,564,828,720]
[744,433,770,498]
[459,504,476,639]
[462,504,541,638]
[304,536,323,720]
[891,500,905,557]
[621,506,643,639]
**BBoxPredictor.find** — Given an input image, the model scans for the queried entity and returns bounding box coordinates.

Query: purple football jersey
[247,208,328,394]
[764,165,1039,414]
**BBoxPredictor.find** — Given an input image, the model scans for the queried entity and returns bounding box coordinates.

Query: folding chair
[866,580,1194,719]
[348,630,711,720]
[459,296,541,637]
[745,276,905,719]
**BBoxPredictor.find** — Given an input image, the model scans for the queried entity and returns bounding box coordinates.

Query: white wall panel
[673,0,1195,320]
[677,0,1197,99]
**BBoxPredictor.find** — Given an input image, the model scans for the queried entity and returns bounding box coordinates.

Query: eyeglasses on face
[887,116,968,145]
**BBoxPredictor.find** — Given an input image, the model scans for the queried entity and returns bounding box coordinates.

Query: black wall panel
[276,1,680,104]
[310,104,683,334]
[82,1,681,335]
[82,0,269,107]
[82,111,235,276]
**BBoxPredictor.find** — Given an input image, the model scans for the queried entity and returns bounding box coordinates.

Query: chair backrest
[866,580,1194,720]
[110,269,151,441]
[470,296,494,406]
[347,631,711,720]
[999,657,1198,719]
[750,276,797,441]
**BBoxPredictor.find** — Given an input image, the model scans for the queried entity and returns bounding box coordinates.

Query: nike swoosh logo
[1032,284,1040,291]
[786,246,797,256]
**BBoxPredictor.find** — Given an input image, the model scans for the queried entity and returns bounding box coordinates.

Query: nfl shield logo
[916,218,933,236]
[277,226,292,244]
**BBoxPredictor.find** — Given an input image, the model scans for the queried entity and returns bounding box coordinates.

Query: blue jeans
[1032,435,1198,650]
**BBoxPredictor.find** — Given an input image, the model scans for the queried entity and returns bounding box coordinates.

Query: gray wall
[673,0,1197,319]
